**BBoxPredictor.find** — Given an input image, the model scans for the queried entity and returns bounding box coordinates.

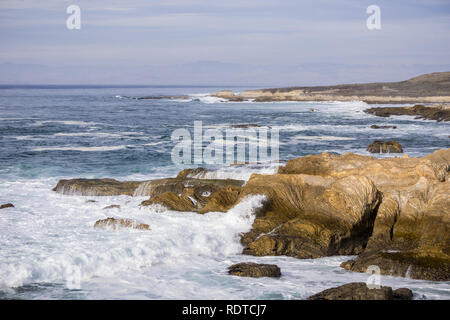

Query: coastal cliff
[212,72,450,104]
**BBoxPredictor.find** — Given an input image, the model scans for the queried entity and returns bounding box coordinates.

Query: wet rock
[0,203,14,210]
[228,262,281,278]
[231,124,262,129]
[53,178,141,196]
[307,282,413,300]
[94,217,150,230]
[103,204,120,210]
[370,125,397,129]
[367,140,403,153]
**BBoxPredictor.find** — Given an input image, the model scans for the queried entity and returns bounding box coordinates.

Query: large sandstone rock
[94,217,150,230]
[307,282,413,300]
[228,262,281,278]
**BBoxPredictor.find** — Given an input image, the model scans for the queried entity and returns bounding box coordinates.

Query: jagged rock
[93,217,150,230]
[367,140,403,153]
[370,125,397,129]
[307,282,413,300]
[0,203,14,210]
[228,262,281,278]
[103,204,120,210]
[365,104,450,122]
[53,178,141,196]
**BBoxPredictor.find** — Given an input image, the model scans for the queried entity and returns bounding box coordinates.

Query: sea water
[0,86,449,299]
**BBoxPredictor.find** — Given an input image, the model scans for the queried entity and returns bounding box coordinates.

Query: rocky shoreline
[53,148,450,286]
[210,72,450,104]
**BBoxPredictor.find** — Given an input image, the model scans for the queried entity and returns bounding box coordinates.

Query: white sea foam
[186,163,280,181]
[32,145,128,152]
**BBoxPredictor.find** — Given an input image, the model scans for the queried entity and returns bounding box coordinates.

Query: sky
[0,0,449,86]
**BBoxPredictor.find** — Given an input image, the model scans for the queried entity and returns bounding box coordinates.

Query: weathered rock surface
[94,217,150,230]
[0,203,14,210]
[307,282,413,300]
[365,104,450,122]
[274,149,450,280]
[228,262,281,278]
[139,178,244,213]
[53,178,141,196]
[103,204,120,210]
[367,140,403,153]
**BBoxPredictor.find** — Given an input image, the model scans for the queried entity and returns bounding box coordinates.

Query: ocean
[0,86,449,299]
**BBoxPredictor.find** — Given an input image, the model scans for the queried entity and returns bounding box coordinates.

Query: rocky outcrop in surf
[53,148,450,281]
[94,217,150,230]
[275,149,450,281]
[307,282,413,300]
[366,140,403,153]
[53,178,141,196]
[0,203,14,210]
[365,104,450,122]
[211,72,450,104]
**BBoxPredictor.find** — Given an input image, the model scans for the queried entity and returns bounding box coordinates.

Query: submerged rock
[0,203,14,210]
[367,140,403,153]
[228,262,281,278]
[307,282,413,300]
[94,217,150,230]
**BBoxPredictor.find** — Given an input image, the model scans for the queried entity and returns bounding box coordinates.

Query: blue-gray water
[0,87,449,299]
